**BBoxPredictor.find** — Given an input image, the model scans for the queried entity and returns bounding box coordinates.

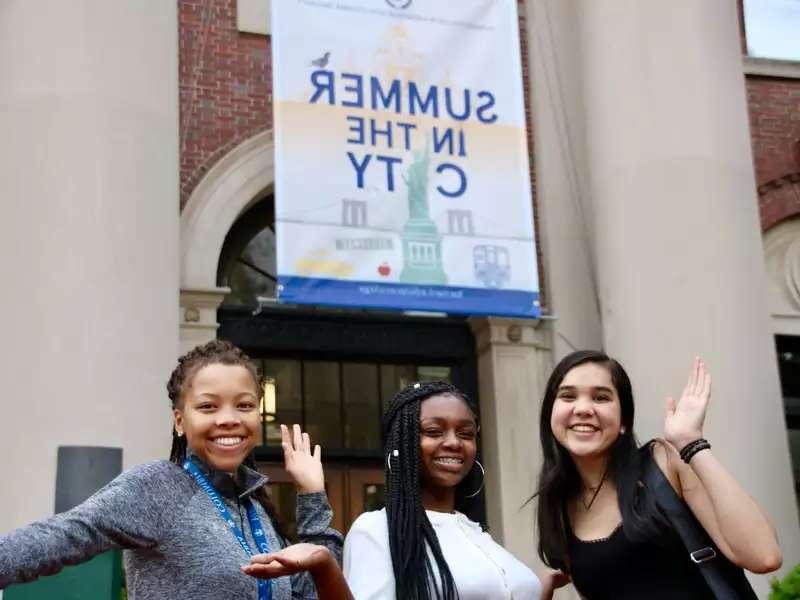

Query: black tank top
[568,522,714,599]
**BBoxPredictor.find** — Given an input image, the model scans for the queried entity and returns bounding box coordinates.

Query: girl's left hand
[664,357,711,451]
[542,569,571,589]
[242,543,332,579]
[282,424,325,494]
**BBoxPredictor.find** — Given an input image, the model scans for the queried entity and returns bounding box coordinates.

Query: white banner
[272,0,539,316]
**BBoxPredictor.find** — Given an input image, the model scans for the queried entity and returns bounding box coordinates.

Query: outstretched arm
[0,462,178,589]
[660,358,782,573]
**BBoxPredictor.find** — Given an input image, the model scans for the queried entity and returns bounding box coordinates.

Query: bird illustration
[310,51,331,68]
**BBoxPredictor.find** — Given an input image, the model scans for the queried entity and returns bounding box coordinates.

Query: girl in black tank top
[567,484,711,599]
[532,352,781,599]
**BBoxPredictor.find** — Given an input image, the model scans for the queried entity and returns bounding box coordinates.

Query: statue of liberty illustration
[400,141,448,284]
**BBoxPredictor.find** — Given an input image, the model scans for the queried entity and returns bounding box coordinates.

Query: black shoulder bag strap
[643,447,758,600]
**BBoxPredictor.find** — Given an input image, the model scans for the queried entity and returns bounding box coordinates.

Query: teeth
[571,426,597,432]
[434,457,463,464]
[213,437,244,446]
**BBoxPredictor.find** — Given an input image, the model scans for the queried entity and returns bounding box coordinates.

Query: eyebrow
[420,417,477,426]
[192,392,257,400]
[557,385,615,394]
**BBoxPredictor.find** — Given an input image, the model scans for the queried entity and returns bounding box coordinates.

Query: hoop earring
[465,460,485,499]
[386,449,399,472]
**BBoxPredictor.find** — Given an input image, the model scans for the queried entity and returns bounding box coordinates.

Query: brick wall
[738,1,800,230]
[179,0,271,206]
[516,0,547,309]
[747,78,800,187]
[746,76,800,230]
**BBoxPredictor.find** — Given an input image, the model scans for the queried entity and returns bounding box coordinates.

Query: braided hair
[166,339,289,541]
[383,380,481,600]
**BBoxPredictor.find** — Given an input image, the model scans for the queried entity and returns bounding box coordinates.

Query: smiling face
[418,393,478,494]
[173,363,261,473]
[550,362,622,461]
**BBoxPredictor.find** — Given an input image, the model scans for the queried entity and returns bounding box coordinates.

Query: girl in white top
[343,381,568,600]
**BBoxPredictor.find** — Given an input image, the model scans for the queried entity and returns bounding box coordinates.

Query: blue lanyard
[184,459,272,600]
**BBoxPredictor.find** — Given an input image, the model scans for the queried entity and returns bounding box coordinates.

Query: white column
[578,0,800,591]
[0,1,179,531]
[470,319,555,577]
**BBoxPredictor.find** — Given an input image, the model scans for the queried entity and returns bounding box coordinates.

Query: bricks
[179,0,271,206]
[738,0,800,230]
[746,76,800,229]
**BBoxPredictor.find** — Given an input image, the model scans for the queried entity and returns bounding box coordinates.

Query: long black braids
[383,380,479,600]
[166,339,290,542]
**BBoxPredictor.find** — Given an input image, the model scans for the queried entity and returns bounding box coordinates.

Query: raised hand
[241,543,332,579]
[282,424,324,494]
[664,357,711,451]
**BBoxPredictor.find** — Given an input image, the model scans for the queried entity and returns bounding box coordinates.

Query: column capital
[468,316,550,354]
[180,287,230,353]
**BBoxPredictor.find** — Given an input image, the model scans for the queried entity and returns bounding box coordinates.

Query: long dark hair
[383,380,481,600]
[536,350,672,571]
[166,339,289,542]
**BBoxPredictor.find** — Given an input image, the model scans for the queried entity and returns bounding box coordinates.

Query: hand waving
[241,543,332,579]
[664,357,711,451]
[282,424,324,494]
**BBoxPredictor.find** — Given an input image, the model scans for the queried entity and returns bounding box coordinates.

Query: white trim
[764,218,800,335]
[180,287,231,353]
[181,129,275,289]
[237,0,271,35]
[744,56,800,79]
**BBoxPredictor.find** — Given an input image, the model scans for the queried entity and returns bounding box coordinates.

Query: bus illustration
[473,245,510,289]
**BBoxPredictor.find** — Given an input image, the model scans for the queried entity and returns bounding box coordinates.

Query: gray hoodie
[0,457,342,599]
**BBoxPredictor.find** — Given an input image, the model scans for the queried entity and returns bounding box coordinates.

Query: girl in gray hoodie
[0,339,349,600]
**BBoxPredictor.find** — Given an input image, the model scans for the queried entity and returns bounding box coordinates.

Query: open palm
[242,543,330,579]
[282,424,324,494]
[664,358,711,451]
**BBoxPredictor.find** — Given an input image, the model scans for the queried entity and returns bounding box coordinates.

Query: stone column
[470,318,554,573]
[578,0,800,591]
[0,1,179,531]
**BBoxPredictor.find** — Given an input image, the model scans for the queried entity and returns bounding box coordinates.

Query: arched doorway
[764,216,800,514]
[180,131,482,534]
[215,194,481,534]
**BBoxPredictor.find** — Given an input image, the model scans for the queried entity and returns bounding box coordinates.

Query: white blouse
[343,508,542,600]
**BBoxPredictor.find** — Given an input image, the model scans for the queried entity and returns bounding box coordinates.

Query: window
[409,241,436,265]
[448,209,475,235]
[776,335,800,517]
[255,359,451,452]
[218,197,277,306]
[342,199,367,227]
[744,0,800,61]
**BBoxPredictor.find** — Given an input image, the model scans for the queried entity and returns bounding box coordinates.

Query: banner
[272,0,540,317]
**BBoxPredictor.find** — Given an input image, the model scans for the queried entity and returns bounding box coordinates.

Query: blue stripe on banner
[278,276,541,318]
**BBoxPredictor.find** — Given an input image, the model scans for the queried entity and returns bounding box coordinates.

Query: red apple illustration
[378,262,391,277]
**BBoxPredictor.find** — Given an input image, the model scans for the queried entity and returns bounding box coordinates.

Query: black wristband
[679,438,705,457]
[680,438,711,464]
